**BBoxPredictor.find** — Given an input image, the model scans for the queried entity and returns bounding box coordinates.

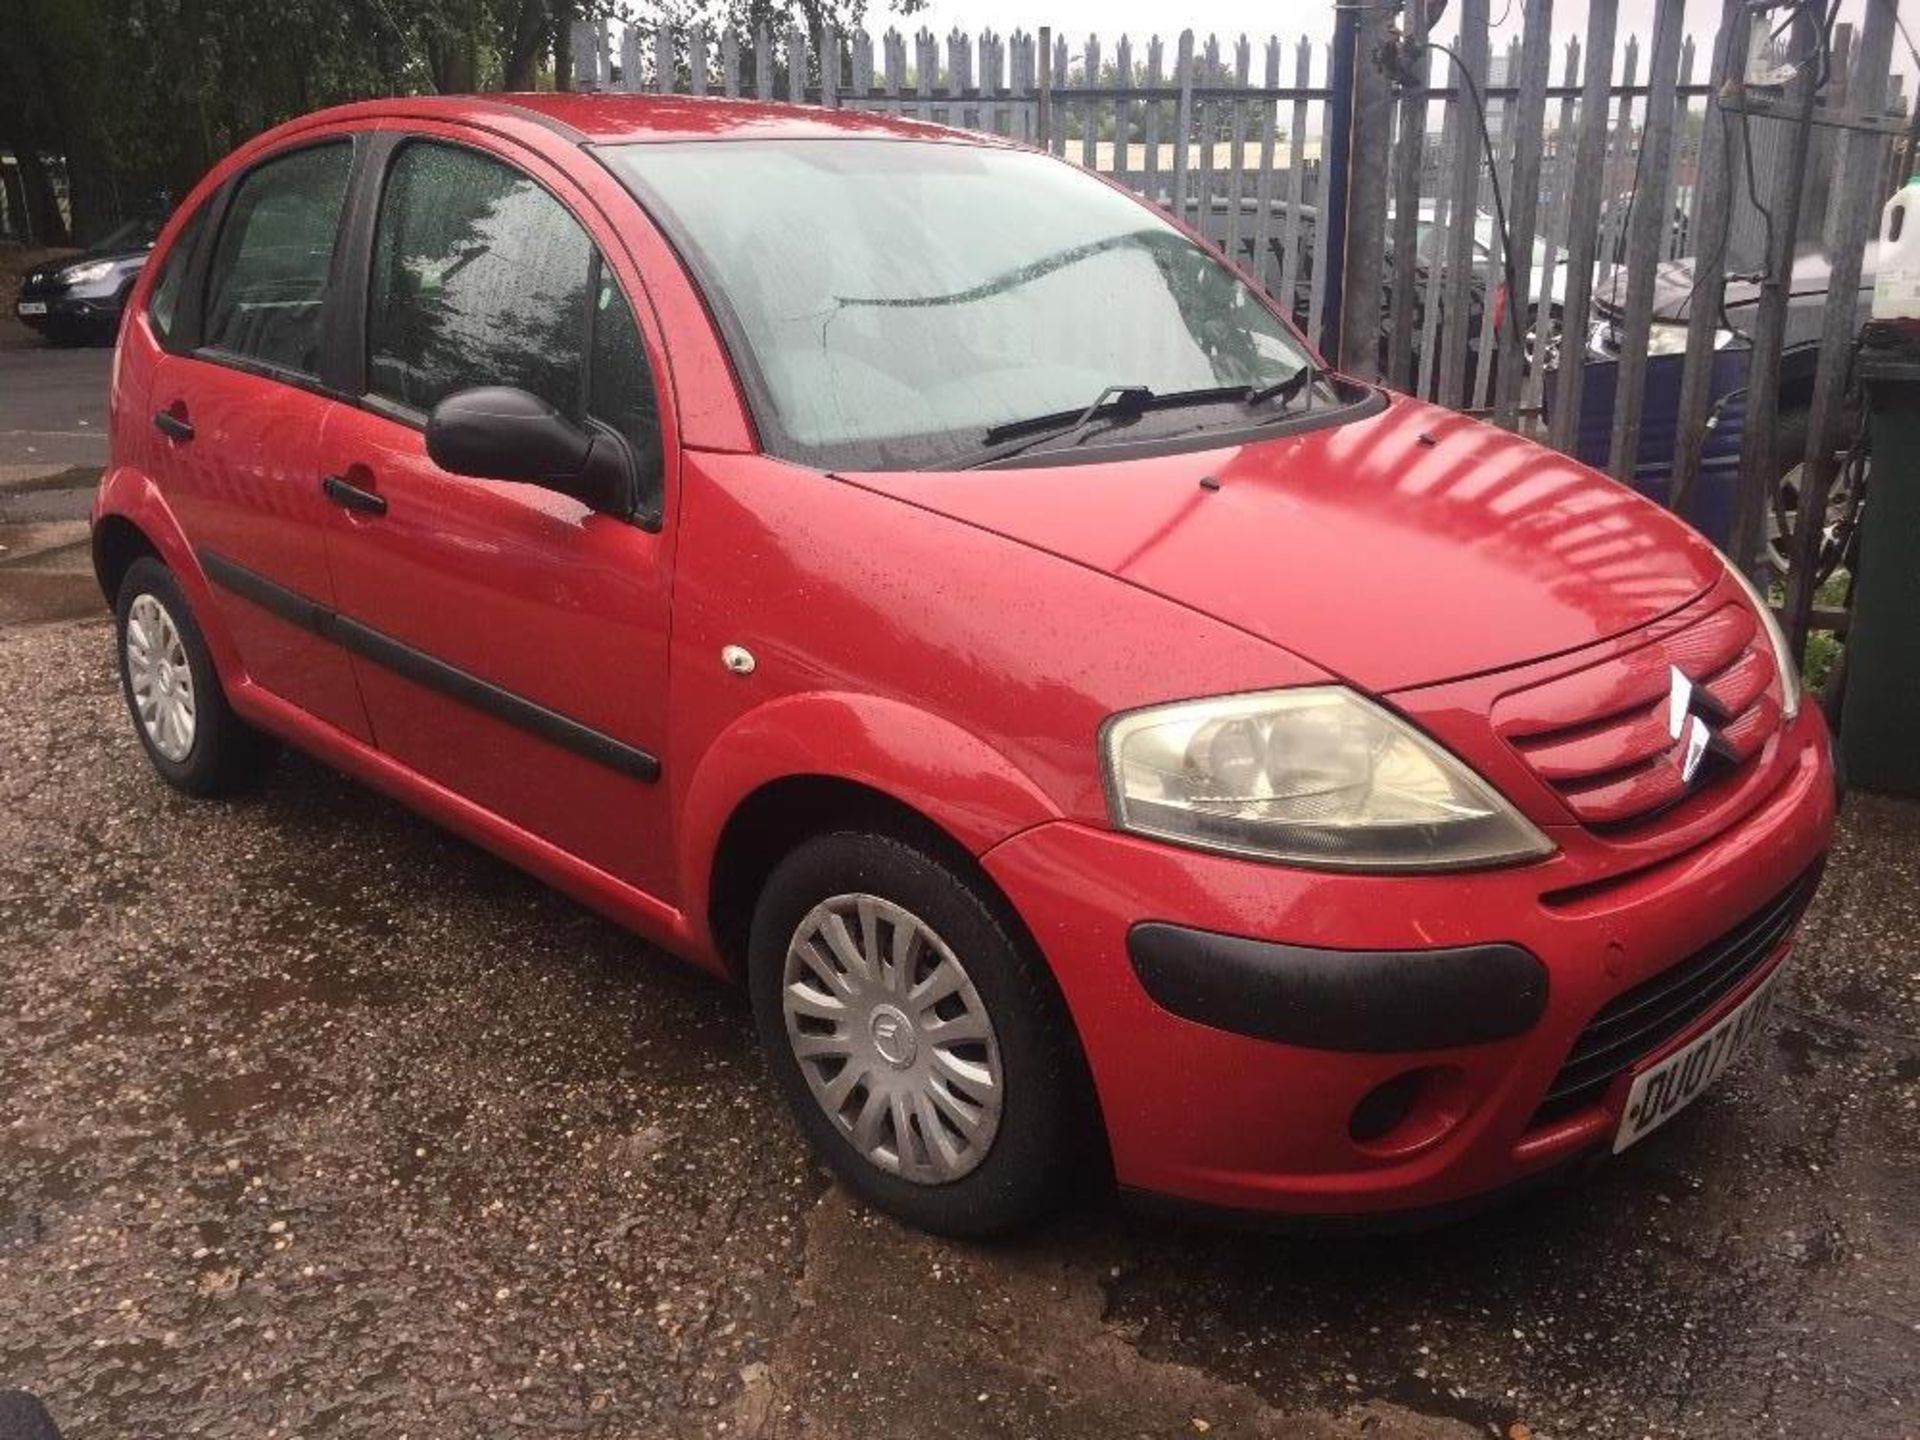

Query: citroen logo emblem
[1667,666,1714,786]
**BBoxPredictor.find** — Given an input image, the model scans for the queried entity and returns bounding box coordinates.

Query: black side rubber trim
[1127,922,1547,1053]
[199,550,661,783]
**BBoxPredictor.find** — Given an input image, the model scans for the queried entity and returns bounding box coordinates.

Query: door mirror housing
[426,386,635,516]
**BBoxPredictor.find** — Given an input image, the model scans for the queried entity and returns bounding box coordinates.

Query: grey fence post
[1386,4,1430,391]
[1226,36,1251,263]
[1668,0,1742,521]
[1605,0,1686,478]
[1784,0,1896,653]
[1037,26,1053,152]
[1437,0,1490,409]
[1252,38,1282,294]
[571,20,606,92]
[1546,0,1619,454]
[1172,31,1195,216]
[1280,37,1310,324]
[1336,0,1394,378]
[1083,35,1101,170]
[1492,0,1553,428]
[1144,36,1164,203]
[1728,5,1821,575]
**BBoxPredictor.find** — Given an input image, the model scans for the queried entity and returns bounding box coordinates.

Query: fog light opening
[1348,1066,1472,1157]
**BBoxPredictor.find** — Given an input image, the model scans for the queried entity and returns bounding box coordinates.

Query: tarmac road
[0,336,110,479]
[0,374,1916,1439]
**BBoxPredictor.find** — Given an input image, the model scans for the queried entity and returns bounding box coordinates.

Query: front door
[152,139,371,740]
[315,135,676,897]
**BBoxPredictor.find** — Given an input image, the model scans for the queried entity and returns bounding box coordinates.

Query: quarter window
[148,202,208,347]
[201,142,353,376]
[368,140,663,518]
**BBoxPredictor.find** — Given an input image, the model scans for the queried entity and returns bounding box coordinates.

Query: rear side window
[147,202,208,347]
[367,142,592,418]
[201,142,353,377]
[369,140,664,518]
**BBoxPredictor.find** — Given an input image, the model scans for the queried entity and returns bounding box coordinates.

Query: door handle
[153,410,194,442]
[322,473,388,517]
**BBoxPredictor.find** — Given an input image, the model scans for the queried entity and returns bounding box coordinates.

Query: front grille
[1529,864,1823,1127]
[1494,602,1784,831]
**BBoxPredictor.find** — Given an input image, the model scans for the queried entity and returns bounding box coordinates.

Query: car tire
[748,829,1094,1236]
[114,557,279,796]
[0,1391,62,1440]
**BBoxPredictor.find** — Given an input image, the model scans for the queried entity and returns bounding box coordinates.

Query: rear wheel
[114,557,278,795]
[748,830,1092,1235]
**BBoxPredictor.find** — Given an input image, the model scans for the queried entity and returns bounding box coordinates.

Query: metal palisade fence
[573,5,1906,604]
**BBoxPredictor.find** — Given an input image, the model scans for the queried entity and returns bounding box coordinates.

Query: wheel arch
[704,766,1113,1181]
[678,690,1067,978]
[92,468,246,684]
[707,773,988,979]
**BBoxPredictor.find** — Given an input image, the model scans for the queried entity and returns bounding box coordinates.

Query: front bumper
[981,704,1835,1218]
[15,287,124,333]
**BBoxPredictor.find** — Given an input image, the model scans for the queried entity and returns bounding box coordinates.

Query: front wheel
[748,830,1094,1235]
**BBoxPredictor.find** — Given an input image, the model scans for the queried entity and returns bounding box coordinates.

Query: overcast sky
[898,0,1916,88]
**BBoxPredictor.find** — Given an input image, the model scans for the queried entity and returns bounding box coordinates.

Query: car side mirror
[425,386,634,516]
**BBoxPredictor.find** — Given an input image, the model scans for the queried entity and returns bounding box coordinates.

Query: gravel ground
[2,608,1916,1440]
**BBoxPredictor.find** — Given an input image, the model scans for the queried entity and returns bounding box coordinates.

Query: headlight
[1645,321,1735,356]
[1720,554,1801,719]
[57,260,116,285]
[1101,688,1554,871]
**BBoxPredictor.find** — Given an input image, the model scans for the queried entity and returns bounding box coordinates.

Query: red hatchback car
[94,94,1835,1235]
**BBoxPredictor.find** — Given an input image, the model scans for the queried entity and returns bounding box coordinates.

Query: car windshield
[601,139,1318,471]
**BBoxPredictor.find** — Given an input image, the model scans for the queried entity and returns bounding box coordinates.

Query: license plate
[17,301,47,316]
[1613,966,1783,1153]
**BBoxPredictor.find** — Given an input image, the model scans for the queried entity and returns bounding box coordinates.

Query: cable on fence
[1421,40,1525,352]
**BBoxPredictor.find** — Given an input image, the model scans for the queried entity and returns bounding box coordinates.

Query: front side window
[368,140,664,518]
[602,139,1323,471]
[201,142,353,376]
[368,142,593,419]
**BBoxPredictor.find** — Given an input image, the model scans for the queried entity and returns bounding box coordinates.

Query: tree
[1,0,927,244]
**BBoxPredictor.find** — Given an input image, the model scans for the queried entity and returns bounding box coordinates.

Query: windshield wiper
[951,383,1254,470]
[1244,361,1317,411]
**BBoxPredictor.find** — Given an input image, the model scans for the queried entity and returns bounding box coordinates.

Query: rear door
[314,132,677,897]
[147,137,371,739]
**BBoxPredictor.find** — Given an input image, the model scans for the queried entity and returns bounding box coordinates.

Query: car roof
[297,92,1010,147]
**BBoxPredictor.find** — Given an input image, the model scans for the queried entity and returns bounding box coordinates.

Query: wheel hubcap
[781,894,1003,1184]
[126,593,196,763]
[1768,459,1851,577]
